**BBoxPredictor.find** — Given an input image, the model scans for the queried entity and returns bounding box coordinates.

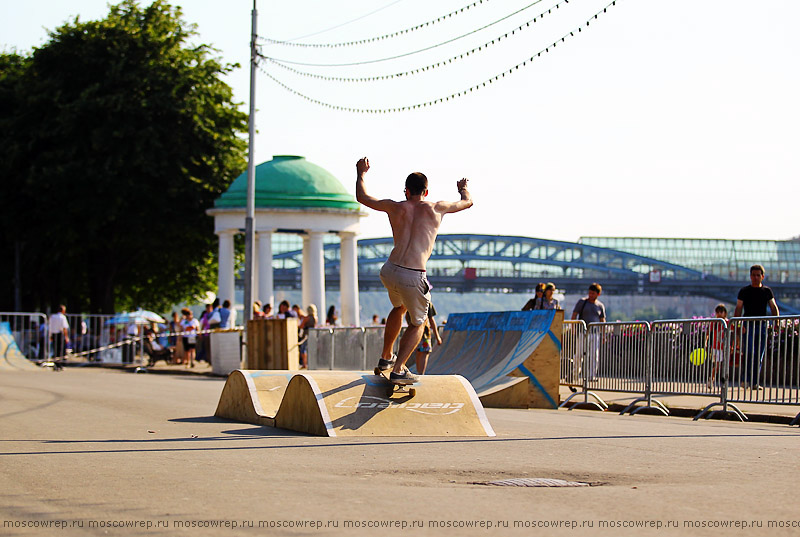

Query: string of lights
[261,0,571,83]
[260,0,494,48]
[282,0,406,42]
[263,0,551,67]
[259,0,618,114]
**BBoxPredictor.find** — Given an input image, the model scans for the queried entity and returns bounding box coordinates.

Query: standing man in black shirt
[733,264,779,389]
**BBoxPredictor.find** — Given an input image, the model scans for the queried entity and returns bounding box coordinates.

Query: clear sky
[3,0,798,243]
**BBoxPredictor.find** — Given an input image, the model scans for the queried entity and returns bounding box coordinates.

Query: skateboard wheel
[374,367,381,375]
[409,388,416,397]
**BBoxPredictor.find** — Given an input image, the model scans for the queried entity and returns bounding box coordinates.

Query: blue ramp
[419,311,559,404]
[0,322,39,371]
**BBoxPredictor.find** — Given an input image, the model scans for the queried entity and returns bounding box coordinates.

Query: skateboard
[373,367,417,398]
[41,360,64,371]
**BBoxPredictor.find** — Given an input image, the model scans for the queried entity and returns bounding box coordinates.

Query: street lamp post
[243,0,258,326]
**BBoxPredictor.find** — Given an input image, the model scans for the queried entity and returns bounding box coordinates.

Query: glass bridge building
[579,237,800,284]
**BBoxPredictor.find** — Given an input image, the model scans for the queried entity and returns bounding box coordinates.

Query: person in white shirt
[48,305,70,358]
[180,308,200,368]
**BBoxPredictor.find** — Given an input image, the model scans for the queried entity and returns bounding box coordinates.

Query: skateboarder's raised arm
[355,157,398,213]
[434,178,473,215]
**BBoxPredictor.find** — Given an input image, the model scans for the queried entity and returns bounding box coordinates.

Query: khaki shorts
[379,262,431,326]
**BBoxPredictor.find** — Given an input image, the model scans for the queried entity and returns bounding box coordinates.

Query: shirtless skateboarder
[355,157,473,385]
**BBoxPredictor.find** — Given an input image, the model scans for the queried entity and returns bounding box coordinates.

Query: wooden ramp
[419,311,563,409]
[215,370,495,437]
[477,377,530,409]
[0,322,39,371]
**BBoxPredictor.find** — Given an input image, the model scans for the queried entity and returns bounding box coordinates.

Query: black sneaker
[377,354,397,371]
[390,370,419,385]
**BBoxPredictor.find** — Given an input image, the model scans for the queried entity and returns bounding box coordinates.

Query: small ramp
[215,370,495,437]
[420,311,563,409]
[0,322,39,371]
[476,376,530,409]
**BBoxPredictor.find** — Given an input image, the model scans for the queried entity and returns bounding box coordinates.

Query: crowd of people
[157,299,239,368]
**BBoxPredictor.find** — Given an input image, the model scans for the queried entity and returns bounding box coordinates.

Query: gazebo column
[301,235,310,310]
[306,231,326,318]
[340,232,360,327]
[257,230,274,309]
[217,230,236,306]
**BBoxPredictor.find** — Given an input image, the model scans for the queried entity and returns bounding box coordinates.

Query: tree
[0,1,247,313]
[0,52,32,311]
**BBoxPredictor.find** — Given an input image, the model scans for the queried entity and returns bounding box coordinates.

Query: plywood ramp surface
[0,322,40,371]
[478,377,529,409]
[215,370,495,437]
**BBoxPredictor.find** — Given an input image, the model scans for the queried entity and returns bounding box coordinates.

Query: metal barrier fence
[63,313,134,363]
[560,321,663,414]
[0,312,49,361]
[727,316,800,407]
[308,326,386,370]
[3,310,243,369]
[588,321,650,394]
[560,315,800,423]
[560,320,585,388]
[650,318,726,396]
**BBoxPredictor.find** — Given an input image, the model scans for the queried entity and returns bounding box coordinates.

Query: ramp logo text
[334,396,465,415]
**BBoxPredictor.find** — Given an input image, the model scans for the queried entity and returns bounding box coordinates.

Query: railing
[560,320,585,388]
[64,313,130,363]
[308,326,387,370]
[650,319,726,397]
[2,310,243,370]
[0,312,48,361]
[560,315,800,423]
[727,316,800,407]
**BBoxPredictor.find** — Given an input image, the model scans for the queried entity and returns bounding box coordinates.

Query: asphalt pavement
[2,367,800,536]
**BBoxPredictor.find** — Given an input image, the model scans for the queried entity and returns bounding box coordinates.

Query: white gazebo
[207,155,365,325]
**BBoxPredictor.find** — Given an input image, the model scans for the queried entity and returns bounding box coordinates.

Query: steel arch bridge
[271,234,800,313]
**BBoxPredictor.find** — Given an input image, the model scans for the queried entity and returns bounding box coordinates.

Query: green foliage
[0,1,247,313]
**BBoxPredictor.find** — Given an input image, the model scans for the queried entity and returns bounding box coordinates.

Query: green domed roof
[215,155,359,210]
